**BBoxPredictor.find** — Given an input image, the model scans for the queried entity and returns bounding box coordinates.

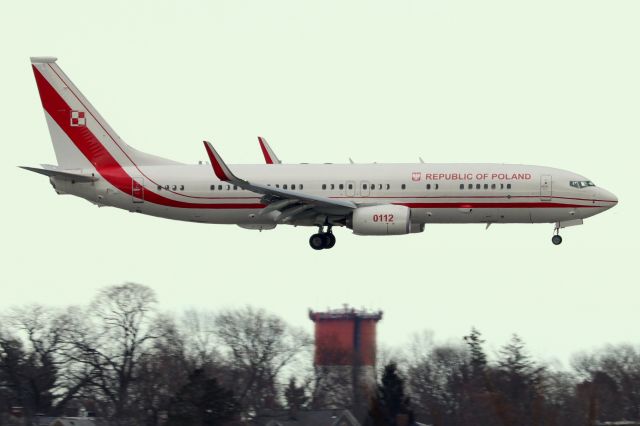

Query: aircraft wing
[20,166,98,182]
[203,141,356,214]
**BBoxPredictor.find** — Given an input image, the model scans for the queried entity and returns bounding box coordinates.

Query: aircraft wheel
[309,233,326,250]
[551,235,563,245]
[325,233,336,249]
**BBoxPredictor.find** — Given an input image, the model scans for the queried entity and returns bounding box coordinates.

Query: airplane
[23,57,618,250]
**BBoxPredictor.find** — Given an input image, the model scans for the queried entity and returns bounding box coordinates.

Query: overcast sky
[1,0,638,367]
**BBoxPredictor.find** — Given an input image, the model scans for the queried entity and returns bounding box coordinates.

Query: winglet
[203,141,237,182]
[258,136,281,164]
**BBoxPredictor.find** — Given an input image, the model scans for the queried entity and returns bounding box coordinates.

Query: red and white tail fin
[258,136,281,164]
[30,57,179,170]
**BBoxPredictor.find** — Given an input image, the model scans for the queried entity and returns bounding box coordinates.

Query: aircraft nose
[598,188,618,207]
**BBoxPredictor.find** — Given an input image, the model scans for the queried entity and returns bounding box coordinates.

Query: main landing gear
[309,226,336,250]
[551,223,563,245]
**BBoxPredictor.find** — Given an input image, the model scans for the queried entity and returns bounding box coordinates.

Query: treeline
[391,329,640,425]
[1,283,639,426]
[0,283,312,425]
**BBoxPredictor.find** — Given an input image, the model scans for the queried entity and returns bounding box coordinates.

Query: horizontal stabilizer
[19,166,97,182]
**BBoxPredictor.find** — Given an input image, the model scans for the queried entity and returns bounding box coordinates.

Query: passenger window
[459,184,464,190]
[283,184,288,190]
[500,183,504,189]
[507,184,512,189]
[180,185,185,190]
[468,184,473,190]
[158,185,162,191]
[292,184,296,190]
[348,184,353,190]
[276,184,280,188]
[172,185,177,190]
[226,185,230,190]
[330,184,335,190]
[300,184,304,189]
[483,184,488,190]
[435,184,439,190]
[491,184,495,189]
[233,185,238,190]
[363,184,367,190]
[210,185,215,190]
[378,184,382,190]
[165,185,169,190]
[426,184,431,190]
[322,184,326,190]
[218,185,222,190]
[339,184,344,190]
[476,184,481,189]
[401,184,406,190]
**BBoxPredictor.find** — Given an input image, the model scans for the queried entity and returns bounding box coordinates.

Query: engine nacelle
[350,205,423,235]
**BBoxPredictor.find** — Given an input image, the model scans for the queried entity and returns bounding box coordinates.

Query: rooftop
[309,305,383,321]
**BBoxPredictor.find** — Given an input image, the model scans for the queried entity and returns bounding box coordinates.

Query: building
[49,418,104,426]
[254,409,361,426]
[309,305,382,416]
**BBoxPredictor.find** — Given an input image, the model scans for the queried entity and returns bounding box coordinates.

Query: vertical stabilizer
[31,57,179,170]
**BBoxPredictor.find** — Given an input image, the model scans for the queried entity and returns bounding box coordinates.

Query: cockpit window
[570,180,595,189]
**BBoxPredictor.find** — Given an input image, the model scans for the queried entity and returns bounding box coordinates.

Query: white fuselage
[54,162,617,228]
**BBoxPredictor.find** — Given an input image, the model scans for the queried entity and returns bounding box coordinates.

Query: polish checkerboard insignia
[70,111,86,127]
[412,172,422,182]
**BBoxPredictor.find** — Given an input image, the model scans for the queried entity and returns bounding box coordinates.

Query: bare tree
[180,309,222,369]
[406,336,469,425]
[59,283,161,422]
[213,306,312,417]
[1,305,85,415]
[130,313,192,426]
[572,344,640,422]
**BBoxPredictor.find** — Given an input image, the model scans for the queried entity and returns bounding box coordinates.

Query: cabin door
[540,175,552,201]
[132,177,145,203]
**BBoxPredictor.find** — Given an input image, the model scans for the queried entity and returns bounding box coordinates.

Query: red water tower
[309,305,383,411]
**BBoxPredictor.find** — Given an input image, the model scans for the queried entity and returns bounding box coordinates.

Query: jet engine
[349,205,424,235]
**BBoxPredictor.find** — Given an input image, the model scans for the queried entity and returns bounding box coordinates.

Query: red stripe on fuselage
[395,202,604,209]
[32,65,263,210]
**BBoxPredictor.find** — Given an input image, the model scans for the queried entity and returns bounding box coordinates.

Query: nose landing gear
[309,226,336,250]
[551,223,563,245]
